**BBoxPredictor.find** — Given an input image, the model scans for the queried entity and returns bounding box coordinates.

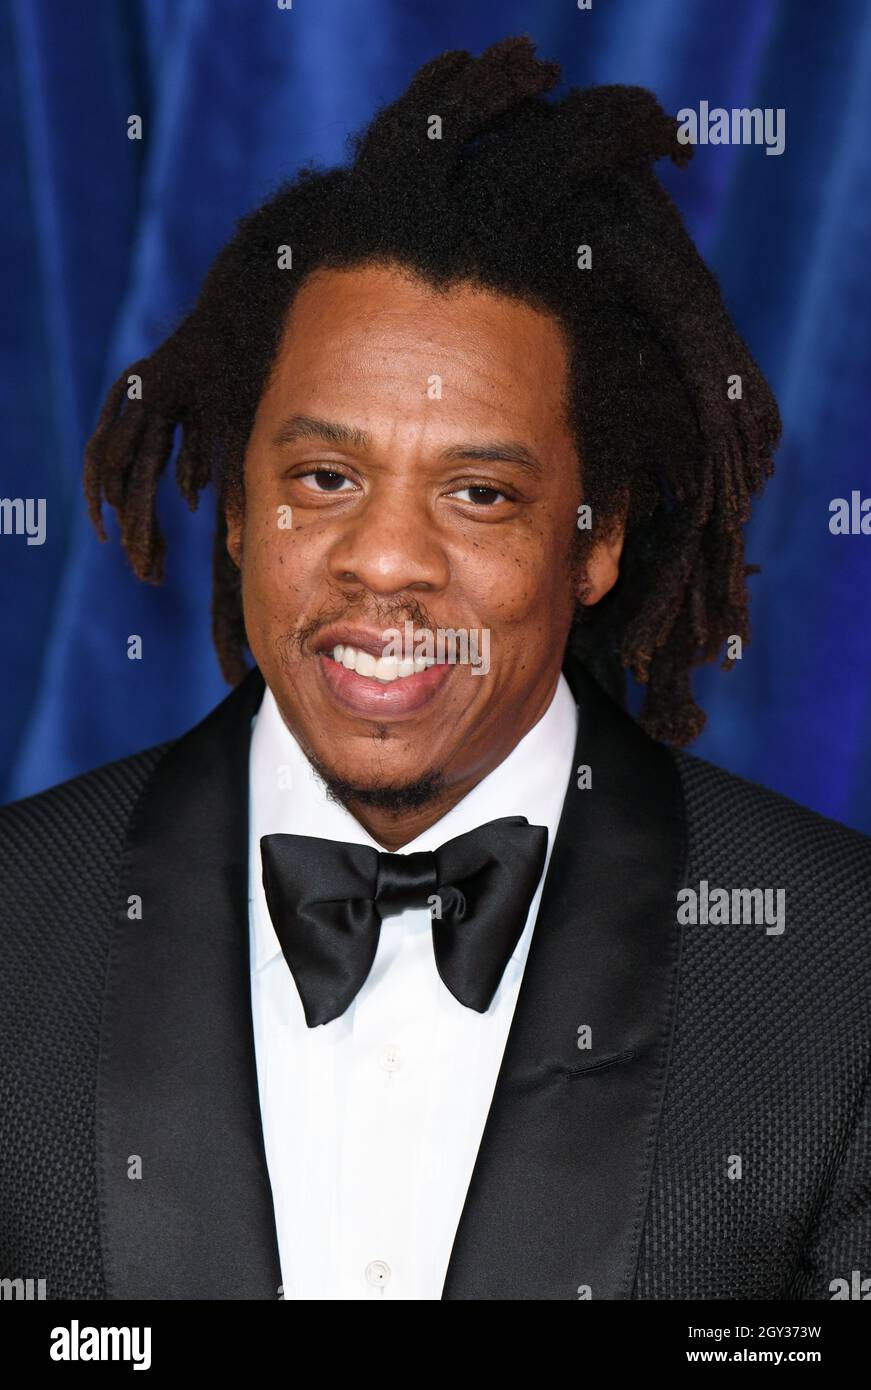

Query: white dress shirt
[248,675,578,1300]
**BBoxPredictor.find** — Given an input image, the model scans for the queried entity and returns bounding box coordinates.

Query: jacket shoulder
[0,742,174,892]
[672,745,871,861]
[670,746,871,952]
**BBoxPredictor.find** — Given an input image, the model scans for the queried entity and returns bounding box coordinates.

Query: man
[1,38,869,1301]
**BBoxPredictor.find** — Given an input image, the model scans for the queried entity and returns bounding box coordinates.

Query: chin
[315,759,447,815]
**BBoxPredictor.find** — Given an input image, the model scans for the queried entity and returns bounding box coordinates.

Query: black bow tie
[260,817,548,1027]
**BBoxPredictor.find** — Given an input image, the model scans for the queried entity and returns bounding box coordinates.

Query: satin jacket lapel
[442,658,687,1300]
[96,666,282,1299]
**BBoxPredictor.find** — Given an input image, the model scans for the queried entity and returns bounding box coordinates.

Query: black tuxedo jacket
[1,659,869,1301]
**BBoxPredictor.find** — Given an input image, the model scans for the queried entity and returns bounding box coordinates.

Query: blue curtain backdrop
[2,0,870,829]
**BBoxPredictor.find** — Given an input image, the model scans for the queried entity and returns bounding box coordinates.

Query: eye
[449,485,507,506]
[299,469,356,493]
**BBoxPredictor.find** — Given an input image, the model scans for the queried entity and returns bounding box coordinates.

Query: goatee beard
[311,759,446,816]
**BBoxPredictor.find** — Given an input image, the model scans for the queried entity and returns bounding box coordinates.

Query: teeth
[328,643,433,683]
[373,657,399,683]
[355,651,377,678]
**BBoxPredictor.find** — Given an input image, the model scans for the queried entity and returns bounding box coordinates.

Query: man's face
[227,262,621,831]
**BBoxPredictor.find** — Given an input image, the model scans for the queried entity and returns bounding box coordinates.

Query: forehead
[259,262,573,445]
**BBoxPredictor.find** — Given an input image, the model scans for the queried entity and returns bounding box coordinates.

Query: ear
[574,510,626,606]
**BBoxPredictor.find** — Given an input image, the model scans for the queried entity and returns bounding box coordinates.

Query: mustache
[282,593,439,660]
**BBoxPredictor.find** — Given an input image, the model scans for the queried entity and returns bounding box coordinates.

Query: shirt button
[379,1043,402,1072]
[365,1260,392,1288]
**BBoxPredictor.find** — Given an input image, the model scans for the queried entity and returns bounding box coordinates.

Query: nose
[325,485,450,595]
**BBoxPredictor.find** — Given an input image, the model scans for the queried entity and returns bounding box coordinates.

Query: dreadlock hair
[84,35,780,746]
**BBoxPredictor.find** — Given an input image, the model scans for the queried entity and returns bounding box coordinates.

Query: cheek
[242,498,318,594]
[242,510,283,591]
[454,520,574,626]
[238,514,305,648]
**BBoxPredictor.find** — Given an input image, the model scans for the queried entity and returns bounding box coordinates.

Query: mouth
[312,628,456,719]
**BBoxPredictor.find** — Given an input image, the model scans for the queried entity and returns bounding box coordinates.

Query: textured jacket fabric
[1,666,869,1301]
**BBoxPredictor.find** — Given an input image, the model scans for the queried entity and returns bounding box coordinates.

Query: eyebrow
[271,414,543,476]
[271,415,370,451]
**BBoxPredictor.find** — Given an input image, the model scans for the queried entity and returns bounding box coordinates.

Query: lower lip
[317,654,455,718]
